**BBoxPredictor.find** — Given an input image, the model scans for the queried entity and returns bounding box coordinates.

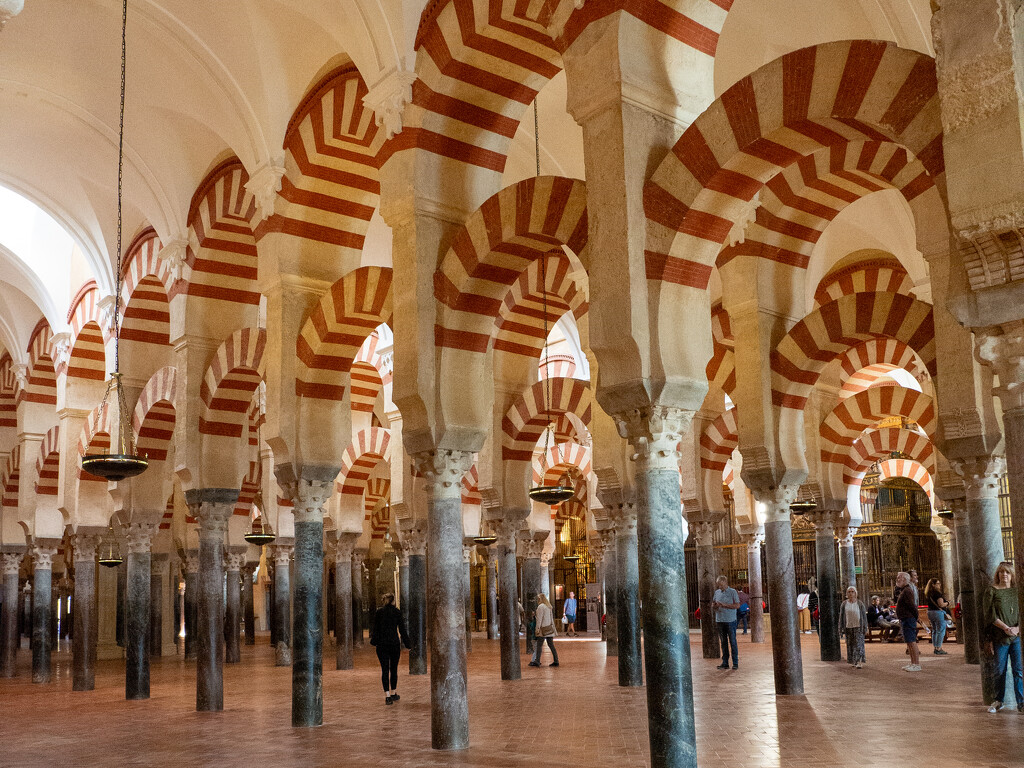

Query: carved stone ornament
[270,544,294,567]
[362,69,417,140]
[32,545,58,570]
[835,526,856,548]
[184,552,200,574]
[196,502,233,539]
[615,406,692,471]
[693,521,716,548]
[951,455,1006,500]
[97,295,117,336]
[50,332,72,371]
[13,363,27,392]
[744,530,765,554]
[72,534,101,562]
[124,522,157,554]
[285,478,334,524]
[244,158,286,223]
[226,552,247,571]
[975,325,1024,411]
[157,236,189,282]
[493,518,519,550]
[0,552,23,576]
[400,520,428,557]
[413,449,474,499]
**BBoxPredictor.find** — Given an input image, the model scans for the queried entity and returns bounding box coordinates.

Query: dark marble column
[225,552,244,664]
[271,543,294,666]
[938,531,955,607]
[836,525,857,594]
[612,505,643,687]
[333,533,357,670]
[520,540,542,656]
[192,496,234,712]
[398,550,410,630]
[463,544,473,652]
[242,564,256,646]
[693,522,720,660]
[125,523,155,700]
[150,555,166,658]
[952,501,979,664]
[402,521,428,676]
[351,551,365,648]
[418,450,472,751]
[72,539,99,690]
[744,532,765,644]
[495,519,521,681]
[485,546,498,640]
[116,560,126,648]
[1,552,23,677]
[629,413,697,768]
[31,544,57,684]
[184,552,199,660]
[365,558,381,619]
[289,479,332,729]
[268,568,278,647]
[760,492,804,696]
[811,513,841,662]
[954,457,1006,705]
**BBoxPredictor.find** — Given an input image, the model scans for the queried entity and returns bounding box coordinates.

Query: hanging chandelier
[243,413,275,546]
[80,0,148,483]
[789,500,816,516]
[98,526,123,568]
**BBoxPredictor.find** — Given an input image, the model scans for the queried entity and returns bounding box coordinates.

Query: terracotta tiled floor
[2,632,1022,767]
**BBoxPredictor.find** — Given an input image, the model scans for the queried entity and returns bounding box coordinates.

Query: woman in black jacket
[371,593,410,704]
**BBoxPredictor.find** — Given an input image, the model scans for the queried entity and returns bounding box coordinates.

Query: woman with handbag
[983,562,1022,714]
[528,593,560,667]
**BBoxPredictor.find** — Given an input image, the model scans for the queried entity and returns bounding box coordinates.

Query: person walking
[797,585,812,634]
[529,593,559,667]
[924,578,949,656]
[737,585,750,635]
[712,575,740,670]
[370,593,410,704]
[895,572,921,672]
[983,562,1022,714]
[838,586,867,668]
[563,591,578,637]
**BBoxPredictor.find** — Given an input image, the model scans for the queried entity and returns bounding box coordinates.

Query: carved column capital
[72,534,100,562]
[399,519,428,556]
[412,449,474,499]
[518,536,545,559]
[485,546,498,565]
[184,551,200,574]
[124,522,157,554]
[608,503,638,535]
[195,501,233,540]
[351,549,366,570]
[333,531,360,563]
[493,518,520,550]
[975,325,1024,412]
[540,550,554,568]
[0,552,23,576]
[743,530,765,554]
[809,510,836,535]
[613,406,693,471]
[937,531,953,551]
[951,455,1006,500]
[282,477,334,524]
[32,544,58,570]
[269,544,294,568]
[225,552,247,571]
[693,521,716,548]
[835,526,856,548]
[752,485,800,523]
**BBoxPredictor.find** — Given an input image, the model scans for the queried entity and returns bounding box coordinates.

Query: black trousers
[376,645,401,691]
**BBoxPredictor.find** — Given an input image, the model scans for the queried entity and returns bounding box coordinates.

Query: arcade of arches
[2,1,1024,766]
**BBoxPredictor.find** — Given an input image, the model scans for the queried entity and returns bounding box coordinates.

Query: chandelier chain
[113,0,127,373]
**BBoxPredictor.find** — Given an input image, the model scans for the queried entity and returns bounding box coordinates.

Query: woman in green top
[983,562,1022,714]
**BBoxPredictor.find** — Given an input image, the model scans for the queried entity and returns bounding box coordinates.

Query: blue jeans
[993,636,1023,707]
[717,620,738,666]
[738,610,749,634]
[928,610,947,650]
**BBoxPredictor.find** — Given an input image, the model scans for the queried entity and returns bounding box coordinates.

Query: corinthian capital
[613,406,692,470]
[244,157,286,223]
[124,522,157,554]
[976,324,1024,411]
[1,552,23,576]
[32,544,58,570]
[412,449,474,499]
[399,518,427,557]
[693,521,716,548]
[283,477,334,524]
[952,455,1006,500]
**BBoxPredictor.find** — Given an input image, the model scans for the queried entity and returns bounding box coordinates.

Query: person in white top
[837,586,867,668]
[528,593,559,667]
[797,586,812,634]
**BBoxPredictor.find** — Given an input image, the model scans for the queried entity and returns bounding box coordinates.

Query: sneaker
[934,649,948,655]
[390,694,400,701]
[988,702,1003,714]
[902,664,921,672]
[855,662,862,669]
[528,661,540,667]
[731,665,738,670]
[716,663,729,669]
[549,662,559,667]
[385,697,393,705]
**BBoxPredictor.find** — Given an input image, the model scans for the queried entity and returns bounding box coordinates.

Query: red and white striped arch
[350,331,391,414]
[22,320,56,406]
[532,441,592,486]
[120,229,172,346]
[501,377,592,462]
[234,461,261,518]
[366,477,392,539]
[198,327,266,438]
[539,353,577,380]
[771,292,935,411]
[77,401,112,483]
[462,464,482,506]
[645,40,944,290]
[707,303,736,395]
[296,267,392,401]
[840,427,934,487]
[434,177,588,355]
[182,158,259,306]
[699,407,738,473]
[819,386,934,462]
[1,446,19,512]
[337,427,392,498]
[876,457,934,501]
[0,353,16,430]
[839,338,926,400]
[814,258,915,307]
[132,366,177,462]
[159,494,174,530]
[66,288,108,381]
[268,65,384,252]
[34,425,61,496]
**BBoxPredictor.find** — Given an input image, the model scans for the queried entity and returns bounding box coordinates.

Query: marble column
[398,549,410,629]
[759,489,804,695]
[242,563,256,646]
[58,581,69,640]
[952,501,979,664]
[417,450,473,751]
[183,551,199,660]
[693,521,720,659]
[999,407,1024,645]
[289,478,333,729]
[193,497,233,712]
[611,504,643,687]
[494,518,521,681]
[0,552,23,677]
[836,526,857,594]
[150,554,166,658]
[333,533,357,670]
[365,558,381,618]
[31,544,58,684]
[125,523,156,700]
[351,550,365,648]
[811,512,841,662]
[403,522,428,676]
[540,551,551,599]
[954,456,1006,704]
[271,543,294,666]
[598,528,618,656]
[744,532,765,644]
[938,531,956,606]
[485,546,498,640]
[463,544,473,653]
[520,538,542,656]
[116,560,126,647]
[225,552,245,664]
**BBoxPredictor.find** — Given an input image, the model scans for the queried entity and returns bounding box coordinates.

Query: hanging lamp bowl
[529,485,575,506]
[473,535,498,546]
[98,552,123,568]
[244,519,276,546]
[789,500,816,516]
[937,510,954,521]
[562,554,581,562]
[81,454,149,482]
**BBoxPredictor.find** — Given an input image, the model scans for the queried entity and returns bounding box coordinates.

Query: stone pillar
[402,521,428,676]
[116,560,126,647]
[193,498,233,712]
[836,526,857,594]
[124,523,156,700]
[351,550,365,648]
[954,456,1007,704]
[693,521,720,660]
[242,563,256,646]
[610,504,643,687]
[365,558,381,617]
[31,544,57,684]
[485,546,498,640]
[225,552,245,664]
[758,489,804,695]
[494,518,521,681]
[58,580,69,640]
[333,533,357,670]
[0,552,23,677]
[953,501,979,663]
[397,549,410,627]
[597,528,618,656]
[415,449,473,752]
[183,551,199,660]
[463,544,474,652]
[997,405,1024,647]
[743,532,765,643]
[96,558,119,660]
[288,478,333,729]
[540,551,551,599]
[271,543,294,666]
[150,554,166,658]
[810,512,841,662]
[938,531,956,607]
[520,536,542,656]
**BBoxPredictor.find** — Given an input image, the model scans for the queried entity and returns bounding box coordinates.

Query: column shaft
[293,517,324,727]
[335,555,353,669]
[616,516,643,687]
[522,555,541,656]
[486,550,498,640]
[839,543,856,593]
[274,550,292,665]
[764,512,804,695]
[32,567,53,683]
[408,553,427,675]
[184,567,198,660]
[464,555,473,652]
[1001,409,1024,647]
[1,562,21,677]
[746,537,765,644]
[195,503,230,713]
[125,548,152,699]
[813,521,841,662]
[695,537,719,659]
[150,568,163,657]
[954,509,979,664]
[351,558,363,648]
[225,566,241,664]
[603,543,619,656]
[242,566,256,645]
[497,533,521,680]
